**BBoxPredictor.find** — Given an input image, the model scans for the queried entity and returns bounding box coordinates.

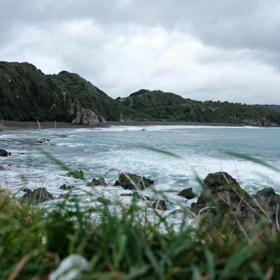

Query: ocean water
[0,125,280,216]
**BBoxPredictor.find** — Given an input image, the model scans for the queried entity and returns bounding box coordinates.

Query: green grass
[0,185,280,280]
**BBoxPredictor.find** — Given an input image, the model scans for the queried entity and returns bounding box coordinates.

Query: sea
[0,125,280,226]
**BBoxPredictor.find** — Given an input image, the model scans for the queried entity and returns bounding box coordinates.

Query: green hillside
[119,89,280,126]
[0,61,120,124]
[1,61,280,127]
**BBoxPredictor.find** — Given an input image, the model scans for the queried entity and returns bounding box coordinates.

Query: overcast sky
[1,0,280,104]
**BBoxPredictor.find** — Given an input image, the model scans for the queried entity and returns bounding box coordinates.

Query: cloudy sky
[1,0,280,104]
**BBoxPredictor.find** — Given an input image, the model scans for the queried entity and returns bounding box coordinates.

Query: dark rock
[0,149,11,157]
[0,166,6,171]
[59,184,75,191]
[204,172,239,189]
[254,187,280,224]
[87,177,107,187]
[22,188,31,193]
[191,172,262,226]
[152,199,167,211]
[178,188,196,199]
[120,192,151,201]
[21,187,54,203]
[35,138,50,144]
[255,187,277,199]
[115,172,154,190]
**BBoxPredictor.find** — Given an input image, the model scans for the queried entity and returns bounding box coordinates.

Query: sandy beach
[0,120,259,131]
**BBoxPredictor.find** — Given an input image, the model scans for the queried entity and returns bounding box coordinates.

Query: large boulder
[21,188,54,203]
[0,149,11,157]
[114,172,154,190]
[192,172,262,226]
[72,108,105,126]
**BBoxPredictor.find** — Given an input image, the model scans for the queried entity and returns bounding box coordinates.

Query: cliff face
[119,89,280,126]
[0,62,120,124]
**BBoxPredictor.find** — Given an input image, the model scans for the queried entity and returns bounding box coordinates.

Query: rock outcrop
[178,188,196,199]
[191,172,263,227]
[72,108,105,126]
[114,172,154,190]
[21,188,54,203]
[192,172,280,229]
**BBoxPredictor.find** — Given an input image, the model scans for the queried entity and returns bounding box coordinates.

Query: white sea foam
[1,126,280,203]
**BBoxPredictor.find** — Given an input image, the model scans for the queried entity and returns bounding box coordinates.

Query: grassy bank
[1,186,280,280]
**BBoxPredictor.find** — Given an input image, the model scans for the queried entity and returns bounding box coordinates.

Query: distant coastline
[1,120,278,131]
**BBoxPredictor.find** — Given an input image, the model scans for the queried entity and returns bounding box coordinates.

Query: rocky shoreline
[12,160,280,228]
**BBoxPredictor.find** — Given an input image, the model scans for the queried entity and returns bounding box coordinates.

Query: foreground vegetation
[1,183,280,280]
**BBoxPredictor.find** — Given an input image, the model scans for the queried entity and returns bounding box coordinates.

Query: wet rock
[204,172,240,189]
[178,188,196,199]
[35,138,50,144]
[191,172,262,226]
[0,149,11,157]
[87,177,107,187]
[254,187,280,224]
[152,199,167,211]
[59,184,75,191]
[120,192,151,201]
[21,187,54,203]
[114,172,154,190]
[0,166,6,171]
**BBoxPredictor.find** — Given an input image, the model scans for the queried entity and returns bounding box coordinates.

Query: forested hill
[118,89,280,126]
[1,61,280,127]
[0,61,120,125]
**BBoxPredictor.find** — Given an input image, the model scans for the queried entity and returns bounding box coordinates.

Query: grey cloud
[2,0,280,51]
[1,0,280,103]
